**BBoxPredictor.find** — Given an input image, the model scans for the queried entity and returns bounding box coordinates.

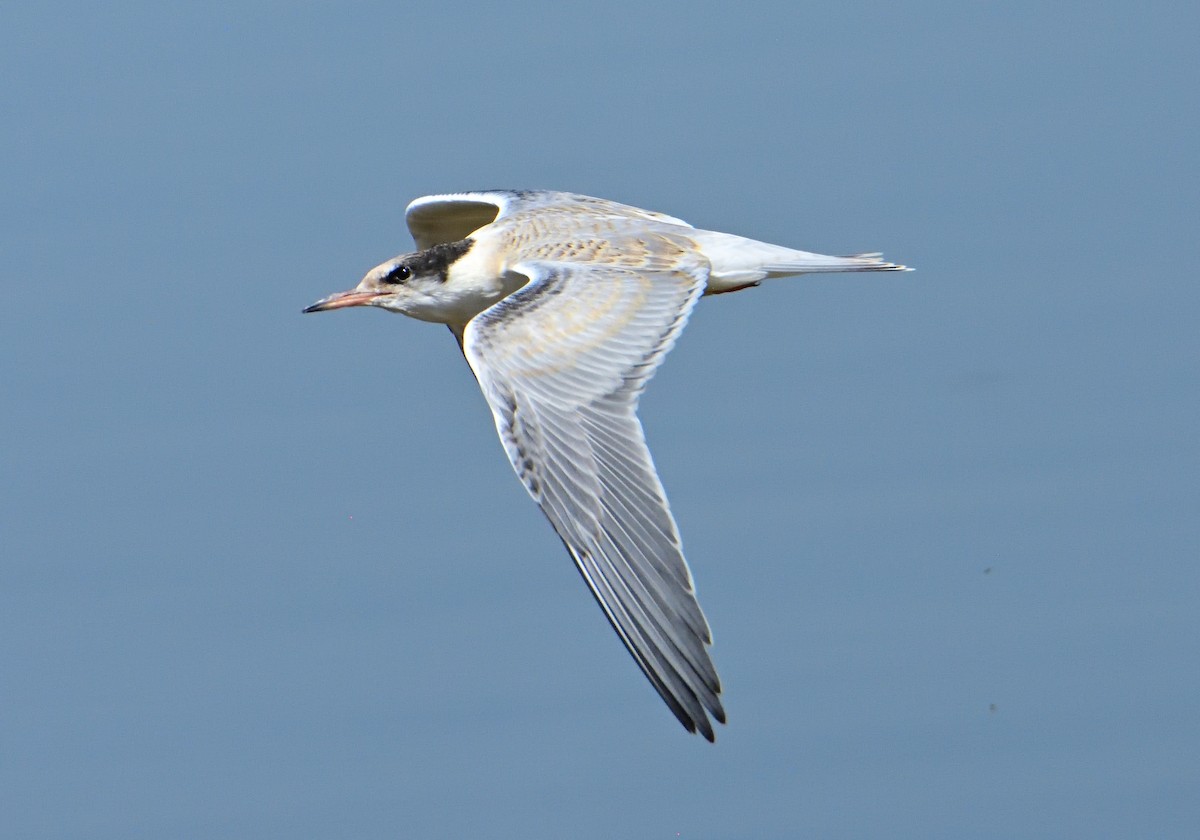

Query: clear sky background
[2,2,1196,838]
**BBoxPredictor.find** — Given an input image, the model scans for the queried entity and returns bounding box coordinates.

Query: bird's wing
[462,257,724,739]
[406,190,693,250]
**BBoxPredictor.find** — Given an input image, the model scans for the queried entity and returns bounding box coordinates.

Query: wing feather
[406,190,694,249]
[463,257,725,739]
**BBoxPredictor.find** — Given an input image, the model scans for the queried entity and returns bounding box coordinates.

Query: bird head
[303,240,474,318]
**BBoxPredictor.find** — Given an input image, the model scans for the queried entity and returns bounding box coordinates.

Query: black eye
[383,264,412,285]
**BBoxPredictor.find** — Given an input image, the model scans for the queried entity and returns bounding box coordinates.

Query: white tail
[691,230,910,294]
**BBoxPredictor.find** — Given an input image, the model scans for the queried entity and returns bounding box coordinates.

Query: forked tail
[692,230,911,294]
[762,251,910,277]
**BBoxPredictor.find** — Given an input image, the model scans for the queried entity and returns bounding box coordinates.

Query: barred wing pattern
[463,258,725,739]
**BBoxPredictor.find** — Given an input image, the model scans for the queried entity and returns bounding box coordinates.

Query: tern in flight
[305,190,909,740]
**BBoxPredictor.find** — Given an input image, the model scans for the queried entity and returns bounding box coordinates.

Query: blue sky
[2,2,1197,838]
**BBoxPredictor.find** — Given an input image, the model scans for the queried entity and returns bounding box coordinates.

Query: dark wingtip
[691,712,718,743]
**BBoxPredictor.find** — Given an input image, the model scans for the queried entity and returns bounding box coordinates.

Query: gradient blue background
[3,2,1196,837]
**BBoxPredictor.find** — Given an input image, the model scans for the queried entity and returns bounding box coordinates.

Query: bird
[304,190,909,741]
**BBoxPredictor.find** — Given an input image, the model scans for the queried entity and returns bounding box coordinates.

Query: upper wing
[462,257,725,739]
[406,190,693,250]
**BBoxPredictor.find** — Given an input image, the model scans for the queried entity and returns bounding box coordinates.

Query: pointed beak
[302,289,385,313]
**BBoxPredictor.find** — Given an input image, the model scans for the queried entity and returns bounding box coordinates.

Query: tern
[305,190,909,741]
